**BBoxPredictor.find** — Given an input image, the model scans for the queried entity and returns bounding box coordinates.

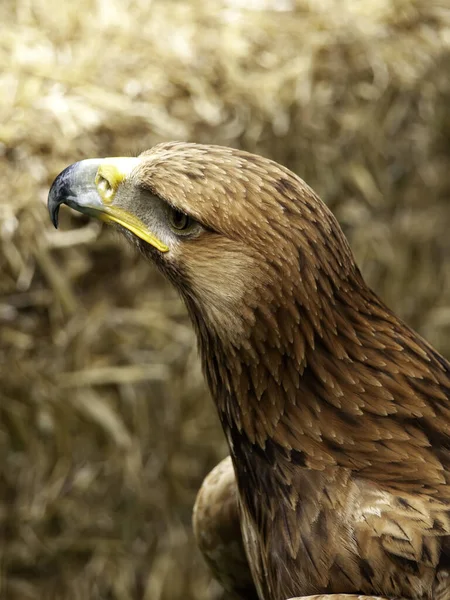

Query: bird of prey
[48,143,450,600]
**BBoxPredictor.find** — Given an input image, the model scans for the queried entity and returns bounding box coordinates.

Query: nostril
[97,175,111,193]
[95,173,115,203]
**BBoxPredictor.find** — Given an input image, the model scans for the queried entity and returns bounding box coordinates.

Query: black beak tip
[47,160,103,230]
[48,180,61,229]
[47,163,76,229]
[50,210,59,229]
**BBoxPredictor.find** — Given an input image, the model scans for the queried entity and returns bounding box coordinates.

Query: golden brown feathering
[135,144,450,486]
[48,142,450,600]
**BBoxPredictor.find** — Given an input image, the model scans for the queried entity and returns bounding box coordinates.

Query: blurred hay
[0,0,449,598]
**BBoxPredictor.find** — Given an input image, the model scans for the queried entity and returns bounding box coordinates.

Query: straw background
[1,0,449,599]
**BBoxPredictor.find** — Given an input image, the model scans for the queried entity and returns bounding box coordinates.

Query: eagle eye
[168,207,195,233]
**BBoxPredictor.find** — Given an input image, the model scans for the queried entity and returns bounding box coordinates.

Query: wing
[354,478,450,597]
[234,463,450,600]
[193,456,258,600]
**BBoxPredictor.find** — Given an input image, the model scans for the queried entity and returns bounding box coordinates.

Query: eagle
[48,142,450,600]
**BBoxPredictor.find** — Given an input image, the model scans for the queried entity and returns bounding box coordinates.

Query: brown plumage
[48,142,450,600]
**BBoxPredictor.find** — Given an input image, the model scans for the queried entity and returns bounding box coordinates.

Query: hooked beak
[47,158,169,252]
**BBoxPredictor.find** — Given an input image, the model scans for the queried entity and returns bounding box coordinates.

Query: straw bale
[0,0,449,598]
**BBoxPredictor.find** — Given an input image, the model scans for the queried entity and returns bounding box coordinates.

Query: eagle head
[48,142,354,348]
[48,141,450,489]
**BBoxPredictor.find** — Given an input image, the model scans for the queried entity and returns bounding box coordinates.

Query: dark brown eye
[168,208,192,231]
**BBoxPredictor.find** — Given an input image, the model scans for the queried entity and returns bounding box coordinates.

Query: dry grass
[0,0,449,598]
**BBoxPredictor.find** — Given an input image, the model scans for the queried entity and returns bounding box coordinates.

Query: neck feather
[191,268,450,498]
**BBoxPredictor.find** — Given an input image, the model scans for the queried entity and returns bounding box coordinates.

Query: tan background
[1,0,449,598]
